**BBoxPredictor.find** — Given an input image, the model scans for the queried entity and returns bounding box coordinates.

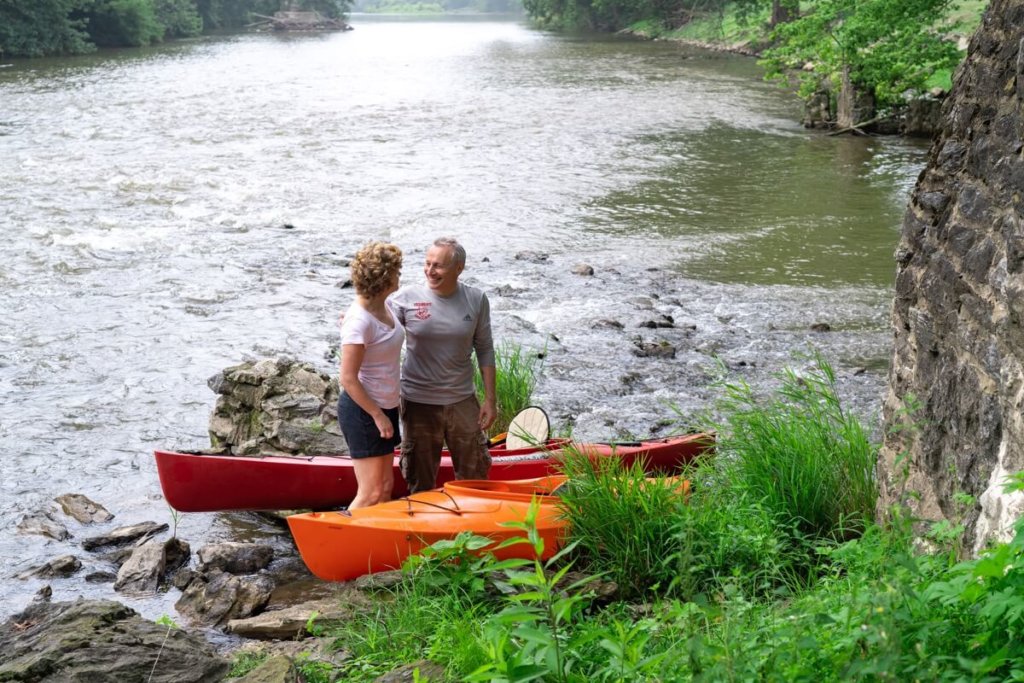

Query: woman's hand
[373,411,394,439]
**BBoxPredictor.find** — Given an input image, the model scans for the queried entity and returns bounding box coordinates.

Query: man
[391,237,497,493]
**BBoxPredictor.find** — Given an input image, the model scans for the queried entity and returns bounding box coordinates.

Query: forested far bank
[523,0,987,134]
[351,0,522,14]
[0,0,351,57]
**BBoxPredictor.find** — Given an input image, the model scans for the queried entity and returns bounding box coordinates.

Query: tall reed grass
[706,352,877,541]
[557,450,690,599]
[474,341,545,438]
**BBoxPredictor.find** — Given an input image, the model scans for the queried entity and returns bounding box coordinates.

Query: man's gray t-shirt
[392,282,495,405]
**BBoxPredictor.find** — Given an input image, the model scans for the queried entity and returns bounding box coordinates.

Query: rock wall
[878,0,1024,553]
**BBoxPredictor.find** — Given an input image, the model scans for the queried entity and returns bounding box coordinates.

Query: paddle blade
[506,406,550,450]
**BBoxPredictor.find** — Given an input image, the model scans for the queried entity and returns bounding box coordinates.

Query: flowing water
[0,16,928,625]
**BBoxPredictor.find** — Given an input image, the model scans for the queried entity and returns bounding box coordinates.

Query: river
[0,16,928,626]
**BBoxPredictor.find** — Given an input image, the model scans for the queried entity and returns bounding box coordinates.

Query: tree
[155,0,203,37]
[0,0,93,57]
[760,0,962,128]
[75,0,165,47]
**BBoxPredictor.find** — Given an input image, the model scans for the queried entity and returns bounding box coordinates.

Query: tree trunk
[836,65,875,131]
[770,0,795,27]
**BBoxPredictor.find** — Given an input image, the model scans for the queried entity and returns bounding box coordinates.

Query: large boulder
[207,357,346,455]
[0,599,229,682]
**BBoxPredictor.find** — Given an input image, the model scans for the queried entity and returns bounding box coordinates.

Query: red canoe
[153,433,712,512]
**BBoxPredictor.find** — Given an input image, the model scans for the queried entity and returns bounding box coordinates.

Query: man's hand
[479,399,497,432]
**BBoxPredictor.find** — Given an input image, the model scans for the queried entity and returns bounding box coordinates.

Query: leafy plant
[467,499,597,682]
[227,650,269,678]
[147,614,179,683]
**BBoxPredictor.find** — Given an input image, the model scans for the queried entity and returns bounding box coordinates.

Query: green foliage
[2,0,354,56]
[760,0,963,108]
[705,351,877,540]
[668,477,813,600]
[155,0,203,37]
[295,653,335,683]
[78,0,166,47]
[467,501,597,682]
[474,341,545,438]
[228,651,269,677]
[353,0,444,12]
[0,0,94,57]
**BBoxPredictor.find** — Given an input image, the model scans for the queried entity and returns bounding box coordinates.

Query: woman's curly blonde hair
[351,242,403,298]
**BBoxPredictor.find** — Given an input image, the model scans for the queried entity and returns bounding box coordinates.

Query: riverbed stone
[878,0,1024,555]
[176,569,275,627]
[16,555,82,580]
[226,590,364,640]
[16,512,70,541]
[198,541,274,574]
[81,520,168,551]
[0,599,229,682]
[114,539,166,594]
[54,493,114,524]
[631,337,677,359]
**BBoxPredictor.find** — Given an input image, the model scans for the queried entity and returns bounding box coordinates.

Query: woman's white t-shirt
[340,299,405,409]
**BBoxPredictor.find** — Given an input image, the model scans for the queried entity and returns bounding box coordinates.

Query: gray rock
[878,4,1024,556]
[114,540,166,595]
[226,592,363,640]
[176,569,274,627]
[198,542,274,574]
[16,555,82,580]
[571,263,595,276]
[54,493,114,524]
[207,357,346,456]
[82,521,168,551]
[0,599,229,682]
[631,338,677,359]
[17,512,70,541]
[514,250,549,263]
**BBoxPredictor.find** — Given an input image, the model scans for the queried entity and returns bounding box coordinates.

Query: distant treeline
[0,0,352,57]
[352,0,521,12]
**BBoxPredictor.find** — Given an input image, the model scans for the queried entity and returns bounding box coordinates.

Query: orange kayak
[288,475,689,582]
[288,476,570,582]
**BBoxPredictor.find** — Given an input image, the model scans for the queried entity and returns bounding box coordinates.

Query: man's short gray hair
[433,237,466,268]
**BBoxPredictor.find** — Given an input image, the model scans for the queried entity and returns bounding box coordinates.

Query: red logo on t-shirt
[413,302,431,320]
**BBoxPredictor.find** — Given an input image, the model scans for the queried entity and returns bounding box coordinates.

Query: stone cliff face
[878,0,1024,553]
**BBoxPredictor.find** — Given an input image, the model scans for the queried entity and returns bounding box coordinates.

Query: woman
[337,242,404,510]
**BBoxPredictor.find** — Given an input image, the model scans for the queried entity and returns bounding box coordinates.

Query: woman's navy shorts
[337,392,401,458]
